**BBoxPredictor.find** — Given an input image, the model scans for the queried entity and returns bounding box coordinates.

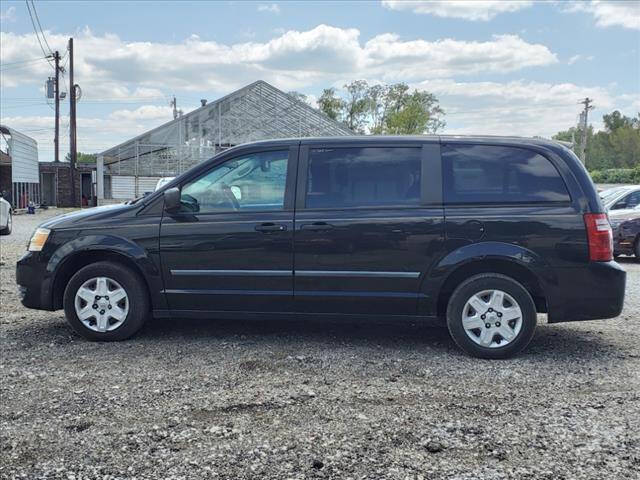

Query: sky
[1,0,639,162]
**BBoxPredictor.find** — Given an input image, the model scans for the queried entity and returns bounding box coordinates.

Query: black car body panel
[16,136,626,325]
[611,212,640,256]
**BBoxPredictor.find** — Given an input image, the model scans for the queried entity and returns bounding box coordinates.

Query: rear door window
[443,144,570,204]
[305,147,422,208]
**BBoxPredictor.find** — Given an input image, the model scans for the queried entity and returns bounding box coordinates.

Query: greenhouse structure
[97,80,353,202]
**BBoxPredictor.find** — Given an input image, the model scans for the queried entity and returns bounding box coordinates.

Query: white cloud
[414,78,625,137]
[0,6,16,23]
[0,26,559,96]
[257,3,280,14]
[382,0,532,21]
[567,54,595,65]
[563,1,640,30]
[108,105,173,122]
[1,24,631,154]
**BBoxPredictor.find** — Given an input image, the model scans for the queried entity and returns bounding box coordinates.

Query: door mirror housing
[164,187,181,212]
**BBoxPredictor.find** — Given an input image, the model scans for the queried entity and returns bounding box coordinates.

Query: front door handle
[300,222,334,231]
[255,223,287,233]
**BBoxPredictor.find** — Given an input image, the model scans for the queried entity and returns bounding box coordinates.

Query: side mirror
[230,185,242,201]
[164,187,181,212]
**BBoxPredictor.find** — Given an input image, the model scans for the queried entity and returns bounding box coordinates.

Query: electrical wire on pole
[29,0,53,53]
[25,0,54,67]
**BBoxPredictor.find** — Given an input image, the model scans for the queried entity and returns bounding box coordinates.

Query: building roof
[101,80,352,158]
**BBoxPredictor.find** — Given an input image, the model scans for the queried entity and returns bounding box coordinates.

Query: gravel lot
[1,209,639,480]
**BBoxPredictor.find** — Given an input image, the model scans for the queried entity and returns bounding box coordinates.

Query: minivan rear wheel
[446,273,537,359]
[63,261,149,341]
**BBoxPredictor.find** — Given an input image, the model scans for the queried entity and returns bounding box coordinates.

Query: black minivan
[17,136,626,358]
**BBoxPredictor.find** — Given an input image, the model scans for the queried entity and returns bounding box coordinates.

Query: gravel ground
[1,209,639,480]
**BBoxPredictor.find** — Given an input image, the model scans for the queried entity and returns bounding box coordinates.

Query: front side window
[305,147,422,208]
[443,145,570,204]
[180,150,289,213]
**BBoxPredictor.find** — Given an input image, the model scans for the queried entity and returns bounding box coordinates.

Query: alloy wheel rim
[462,289,523,348]
[74,277,129,332]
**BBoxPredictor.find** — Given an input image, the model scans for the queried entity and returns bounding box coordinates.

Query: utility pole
[171,96,178,119]
[579,97,594,165]
[68,37,77,206]
[53,51,61,163]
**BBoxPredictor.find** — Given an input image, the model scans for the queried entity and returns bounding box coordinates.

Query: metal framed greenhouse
[97,81,353,201]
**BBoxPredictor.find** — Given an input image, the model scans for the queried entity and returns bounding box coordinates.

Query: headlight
[28,228,51,252]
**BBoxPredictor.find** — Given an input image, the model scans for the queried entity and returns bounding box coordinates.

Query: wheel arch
[51,248,153,311]
[434,256,548,319]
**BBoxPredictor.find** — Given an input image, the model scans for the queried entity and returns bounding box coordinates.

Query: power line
[0,56,48,67]
[30,0,54,54]
[25,0,54,67]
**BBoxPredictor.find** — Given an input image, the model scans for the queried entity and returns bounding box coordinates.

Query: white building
[0,125,40,208]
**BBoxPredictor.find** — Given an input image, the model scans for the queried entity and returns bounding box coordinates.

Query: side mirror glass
[164,187,181,212]
[230,185,242,201]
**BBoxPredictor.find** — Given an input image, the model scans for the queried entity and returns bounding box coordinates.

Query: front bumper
[614,231,636,256]
[547,261,626,323]
[16,251,55,311]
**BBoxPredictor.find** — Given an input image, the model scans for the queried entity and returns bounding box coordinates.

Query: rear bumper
[547,261,626,323]
[16,251,55,311]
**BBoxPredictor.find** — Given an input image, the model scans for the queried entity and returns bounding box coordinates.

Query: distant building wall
[39,162,95,208]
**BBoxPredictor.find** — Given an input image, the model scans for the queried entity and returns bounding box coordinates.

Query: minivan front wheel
[447,273,537,359]
[63,261,149,341]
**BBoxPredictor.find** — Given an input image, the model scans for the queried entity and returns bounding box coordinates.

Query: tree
[343,80,370,133]
[385,89,445,134]
[315,81,445,135]
[287,91,310,106]
[65,152,96,163]
[317,88,344,121]
[365,84,389,134]
[553,110,640,170]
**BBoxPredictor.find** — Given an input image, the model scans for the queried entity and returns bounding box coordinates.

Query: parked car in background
[0,196,11,235]
[155,177,175,191]
[610,204,640,260]
[601,185,640,210]
[16,136,626,359]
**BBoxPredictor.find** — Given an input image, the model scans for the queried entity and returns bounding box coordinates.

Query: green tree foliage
[317,88,345,121]
[64,152,97,163]
[317,80,445,135]
[343,80,370,133]
[287,91,310,105]
[553,110,640,171]
[385,89,445,134]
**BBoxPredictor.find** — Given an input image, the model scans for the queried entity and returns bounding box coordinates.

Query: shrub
[589,166,640,184]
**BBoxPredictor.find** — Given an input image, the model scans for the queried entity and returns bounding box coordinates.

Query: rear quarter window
[443,144,571,204]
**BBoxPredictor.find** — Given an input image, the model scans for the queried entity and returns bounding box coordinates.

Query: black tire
[63,261,149,341]
[446,273,537,359]
[634,236,640,262]
[0,211,11,235]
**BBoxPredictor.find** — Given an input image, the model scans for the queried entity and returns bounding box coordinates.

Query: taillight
[584,213,613,262]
